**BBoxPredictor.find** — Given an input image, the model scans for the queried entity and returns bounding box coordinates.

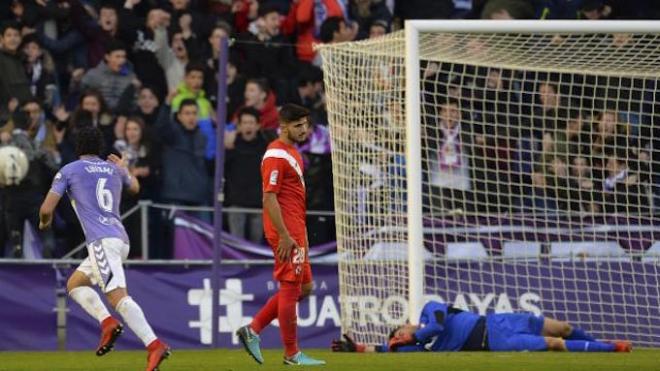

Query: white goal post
[320,20,660,347]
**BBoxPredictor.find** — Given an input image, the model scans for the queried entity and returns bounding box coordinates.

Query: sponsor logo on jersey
[269,170,279,185]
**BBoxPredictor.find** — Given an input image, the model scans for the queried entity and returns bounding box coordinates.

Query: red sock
[278,281,301,358]
[251,293,279,334]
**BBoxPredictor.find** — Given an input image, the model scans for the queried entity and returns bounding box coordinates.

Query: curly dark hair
[75,126,105,157]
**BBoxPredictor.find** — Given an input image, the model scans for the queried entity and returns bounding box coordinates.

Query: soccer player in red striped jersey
[236,104,325,366]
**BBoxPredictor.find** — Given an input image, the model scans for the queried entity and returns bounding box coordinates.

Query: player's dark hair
[178,98,198,112]
[185,62,206,76]
[238,107,260,123]
[75,126,105,157]
[319,17,343,43]
[279,104,310,124]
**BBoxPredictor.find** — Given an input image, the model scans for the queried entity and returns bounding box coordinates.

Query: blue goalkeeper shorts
[486,313,547,351]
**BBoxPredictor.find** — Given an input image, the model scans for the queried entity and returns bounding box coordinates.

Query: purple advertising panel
[2,261,659,350]
[65,264,340,351]
[0,265,57,350]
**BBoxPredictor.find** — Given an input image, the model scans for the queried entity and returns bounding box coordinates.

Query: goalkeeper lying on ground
[332,301,631,353]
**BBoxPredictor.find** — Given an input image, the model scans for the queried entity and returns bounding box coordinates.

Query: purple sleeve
[50,168,68,196]
[118,165,132,187]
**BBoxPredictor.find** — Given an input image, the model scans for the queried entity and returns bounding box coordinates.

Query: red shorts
[267,236,312,284]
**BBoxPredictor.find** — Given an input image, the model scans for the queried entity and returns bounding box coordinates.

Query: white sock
[69,286,111,323]
[115,296,157,347]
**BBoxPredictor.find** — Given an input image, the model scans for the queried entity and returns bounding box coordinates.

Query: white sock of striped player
[68,286,111,323]
[115,296,157,347]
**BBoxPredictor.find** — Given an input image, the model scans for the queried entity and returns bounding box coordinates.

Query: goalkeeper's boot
[96,317,123,356]
[145,339,171,371]
[283,351,326,366]
[613,340,632,352]
[236,325,264,364]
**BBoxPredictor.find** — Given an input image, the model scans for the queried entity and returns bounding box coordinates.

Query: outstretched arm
[39,191,61,230]
[108,153,140,195]
[332,334,381,353]
[332,334,423,353]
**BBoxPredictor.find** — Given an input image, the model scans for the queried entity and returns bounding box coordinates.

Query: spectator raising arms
[155,95,210,208]
[237,3,297,104]
[282,0,350,63]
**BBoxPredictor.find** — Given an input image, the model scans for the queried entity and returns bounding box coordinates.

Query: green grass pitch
[0,349,658,371]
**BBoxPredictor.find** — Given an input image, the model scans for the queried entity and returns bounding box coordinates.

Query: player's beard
[288,131,306,144]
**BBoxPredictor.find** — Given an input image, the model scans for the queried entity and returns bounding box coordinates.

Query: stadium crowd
[0,0,659,259]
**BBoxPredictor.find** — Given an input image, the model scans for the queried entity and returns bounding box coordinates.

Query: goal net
[319,22,660,347]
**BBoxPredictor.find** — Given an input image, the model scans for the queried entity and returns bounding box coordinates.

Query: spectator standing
[54,89,118,164]
[225,55,246,121]
[349,0,391,40]
[236,78,279,130]
[114,116,158,257]
[134,86,161,129]
[296,118,334,245]
[201,23,232,101]
[171,63,215,162]
[80,41,136,113]
[155,97,210,207]
[224,107,274,243]
[153,96,210,258]
[238,3,297,104]
[21,34,59,111]
[319,16,358,44]
[154,24,190,93]
[1,110,58,258]
[118,2,168,100]
[426,100,474,212]
[282,0,350,63]
[292,65,327,126]
[0,21,32,122]
[69,1,119,68]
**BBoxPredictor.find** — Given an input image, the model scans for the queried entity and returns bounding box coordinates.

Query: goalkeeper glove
[331,334,366,352]
[388,332,417,351]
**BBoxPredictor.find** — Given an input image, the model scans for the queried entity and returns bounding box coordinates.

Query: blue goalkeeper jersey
[387,301,481,352]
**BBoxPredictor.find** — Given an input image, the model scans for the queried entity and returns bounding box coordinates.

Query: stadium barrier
[2,258,659,350]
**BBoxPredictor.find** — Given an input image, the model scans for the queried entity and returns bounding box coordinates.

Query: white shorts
[77,238,129,293]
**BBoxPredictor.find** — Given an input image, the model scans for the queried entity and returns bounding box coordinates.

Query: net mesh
[320,30,660,347]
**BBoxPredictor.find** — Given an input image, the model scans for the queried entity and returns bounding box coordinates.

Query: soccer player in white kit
[39,126,170,371]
